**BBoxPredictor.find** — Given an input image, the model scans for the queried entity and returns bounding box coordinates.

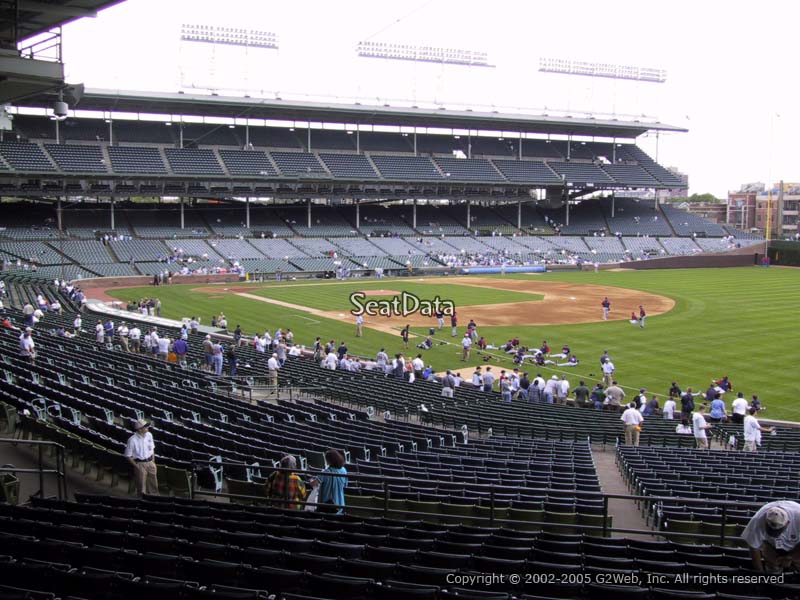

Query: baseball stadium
[1,2,800,599]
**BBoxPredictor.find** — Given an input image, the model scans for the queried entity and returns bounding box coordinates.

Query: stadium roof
[14,1,126,41]
[23,88,688,139]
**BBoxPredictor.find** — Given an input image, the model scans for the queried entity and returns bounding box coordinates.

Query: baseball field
[105,266,800,420]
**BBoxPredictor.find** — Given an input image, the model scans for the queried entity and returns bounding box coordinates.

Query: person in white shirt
[411,355,424,377]
[128,326,141,352]
[453,373,462,387]
[117,323,129,352]
[255,335,266,353]
[324,351,338,370]
[289,345,302,357]
[157,336,170,360]
[49,300,61,313]
[731,392,749,424]
[471,368,482,388]
[742,501,800,572]
[267,353,280,388]
[19,330,35,363]
[461,334,472,361]
[95,321,105,344]
[558,376,570,404]
[355,314,364,337]
[602,360,615,386]
[662,398,677,420]
[125,420,158,497]
[621,402,644,446]
[73,315,82,333]
[692,405,713,449]
[744,407,775,452]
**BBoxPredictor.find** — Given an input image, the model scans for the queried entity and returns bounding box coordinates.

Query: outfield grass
[107,267,800,420]
[250,280,541,311]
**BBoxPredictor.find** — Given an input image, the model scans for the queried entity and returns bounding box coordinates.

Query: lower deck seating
[0,495,789,600]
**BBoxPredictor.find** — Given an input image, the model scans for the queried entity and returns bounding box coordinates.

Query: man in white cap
[742,501,800,572]
[125,420,159,497]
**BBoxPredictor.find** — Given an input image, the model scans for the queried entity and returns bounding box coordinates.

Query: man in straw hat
[742,501,800,572]
[125,419,159,496]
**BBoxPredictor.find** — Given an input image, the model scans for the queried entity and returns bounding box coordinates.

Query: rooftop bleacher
[601,163,660,187]
[319,153,379,179]
[0,141,57,172]
[433,157,505,182]
[270,151,328,176]
[218,149,278,177]
[491,159,563,185]
[624,144,685,186]
[164,148,225,175]
[44,143,108,173]
[370,155,442,180]
[107,146,168,174]
[548,161,615,186]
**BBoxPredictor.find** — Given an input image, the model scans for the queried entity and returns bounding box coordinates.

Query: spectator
[621,402,644,446]
[173,336,188,367]
[315,449,348,514]
[743,406,775,452]
[265,455,309,510]
[692,405,713,449]
[731,392,749,424]
[742,501,800,572]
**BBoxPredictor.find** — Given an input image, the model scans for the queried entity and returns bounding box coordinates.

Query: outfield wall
[619,252,759,270]
[77,273,244,290]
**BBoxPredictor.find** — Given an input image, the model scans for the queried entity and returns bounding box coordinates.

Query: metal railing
[0,438,68,502]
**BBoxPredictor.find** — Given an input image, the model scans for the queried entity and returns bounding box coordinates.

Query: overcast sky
[58,0,800,196]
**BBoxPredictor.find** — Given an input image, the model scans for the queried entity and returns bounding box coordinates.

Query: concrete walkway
[591,444,653,539]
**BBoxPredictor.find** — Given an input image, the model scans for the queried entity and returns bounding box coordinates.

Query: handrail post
[720,504,727,546]
[602,496,609,537]
[37,444,44,499]
[59,446,68,500]
[489,488,495,526]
